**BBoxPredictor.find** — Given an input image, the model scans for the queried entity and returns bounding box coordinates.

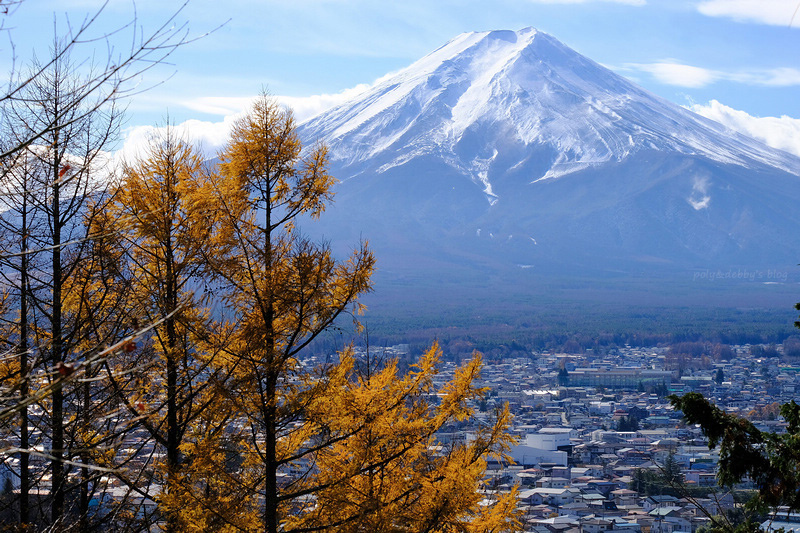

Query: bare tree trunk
[18,195,29,527]
[50,143,65,523]
[79,360,91,530]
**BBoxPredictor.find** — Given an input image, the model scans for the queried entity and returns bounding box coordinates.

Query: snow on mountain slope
[299,28,800,205]
[292,26,800,296]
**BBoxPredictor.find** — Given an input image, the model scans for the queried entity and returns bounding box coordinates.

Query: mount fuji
[296,28,800,323]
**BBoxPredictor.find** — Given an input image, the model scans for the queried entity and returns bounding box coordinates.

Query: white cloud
[278,84,372,123]
[697,0,800,27]
[764,67,800,85]
[688,99,800,158]
[728,67,800,86]
[624,62,800,88]
[629,61,718,88]
[117,114,242,164]
[174,84,371,124]
[181,96,256,117]
[688,175,712,210]
[117,84,369,160]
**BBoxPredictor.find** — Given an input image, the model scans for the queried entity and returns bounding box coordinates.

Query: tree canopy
[0,6,521,531]
[0,90,522,532]
[671,392,800,512]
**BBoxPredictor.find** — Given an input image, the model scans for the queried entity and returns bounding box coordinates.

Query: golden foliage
[285,343,522,533]
[0,94,522,533]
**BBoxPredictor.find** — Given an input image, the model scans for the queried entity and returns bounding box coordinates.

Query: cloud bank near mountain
[688,99,800,158]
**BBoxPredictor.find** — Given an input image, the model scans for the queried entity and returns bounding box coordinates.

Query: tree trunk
[263,196,278,533]
[51,153,65,523]
[165,175,180,533]
[264,368,278,533]
[18,202,29,526]
[79,361,91,530]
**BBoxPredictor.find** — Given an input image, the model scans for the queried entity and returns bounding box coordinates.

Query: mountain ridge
[300,27,800,201]
[294,28,800,317]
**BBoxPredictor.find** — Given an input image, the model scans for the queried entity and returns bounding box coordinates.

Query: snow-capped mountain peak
[294,27,800,306]
[300,28,799,205]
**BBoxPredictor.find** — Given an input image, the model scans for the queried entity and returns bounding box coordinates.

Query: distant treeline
[309,304,798,362]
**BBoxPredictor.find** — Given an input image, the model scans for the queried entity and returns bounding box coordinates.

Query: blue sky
[5,0,800,157]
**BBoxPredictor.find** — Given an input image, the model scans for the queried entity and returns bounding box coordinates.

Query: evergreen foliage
[671,392,800,512]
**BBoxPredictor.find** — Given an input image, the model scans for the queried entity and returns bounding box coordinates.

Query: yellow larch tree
[0,89,524,532]
[203,93,375,533]
[59,196,138,530]
[186,93,521,533]
[107,125,230,531]
[286,343,523,533]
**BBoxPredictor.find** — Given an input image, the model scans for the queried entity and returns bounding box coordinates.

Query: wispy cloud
[623,61,800,88]
[628,61,717,88]
[688,175,711,211]
[279,84,372,123]
[176,84,372,122]
[688,99,800,158]
[182,97,255,117]
[728,67,800,86]
[118,84,370,159]
[118,115,242,163]
[697,0,800,27]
